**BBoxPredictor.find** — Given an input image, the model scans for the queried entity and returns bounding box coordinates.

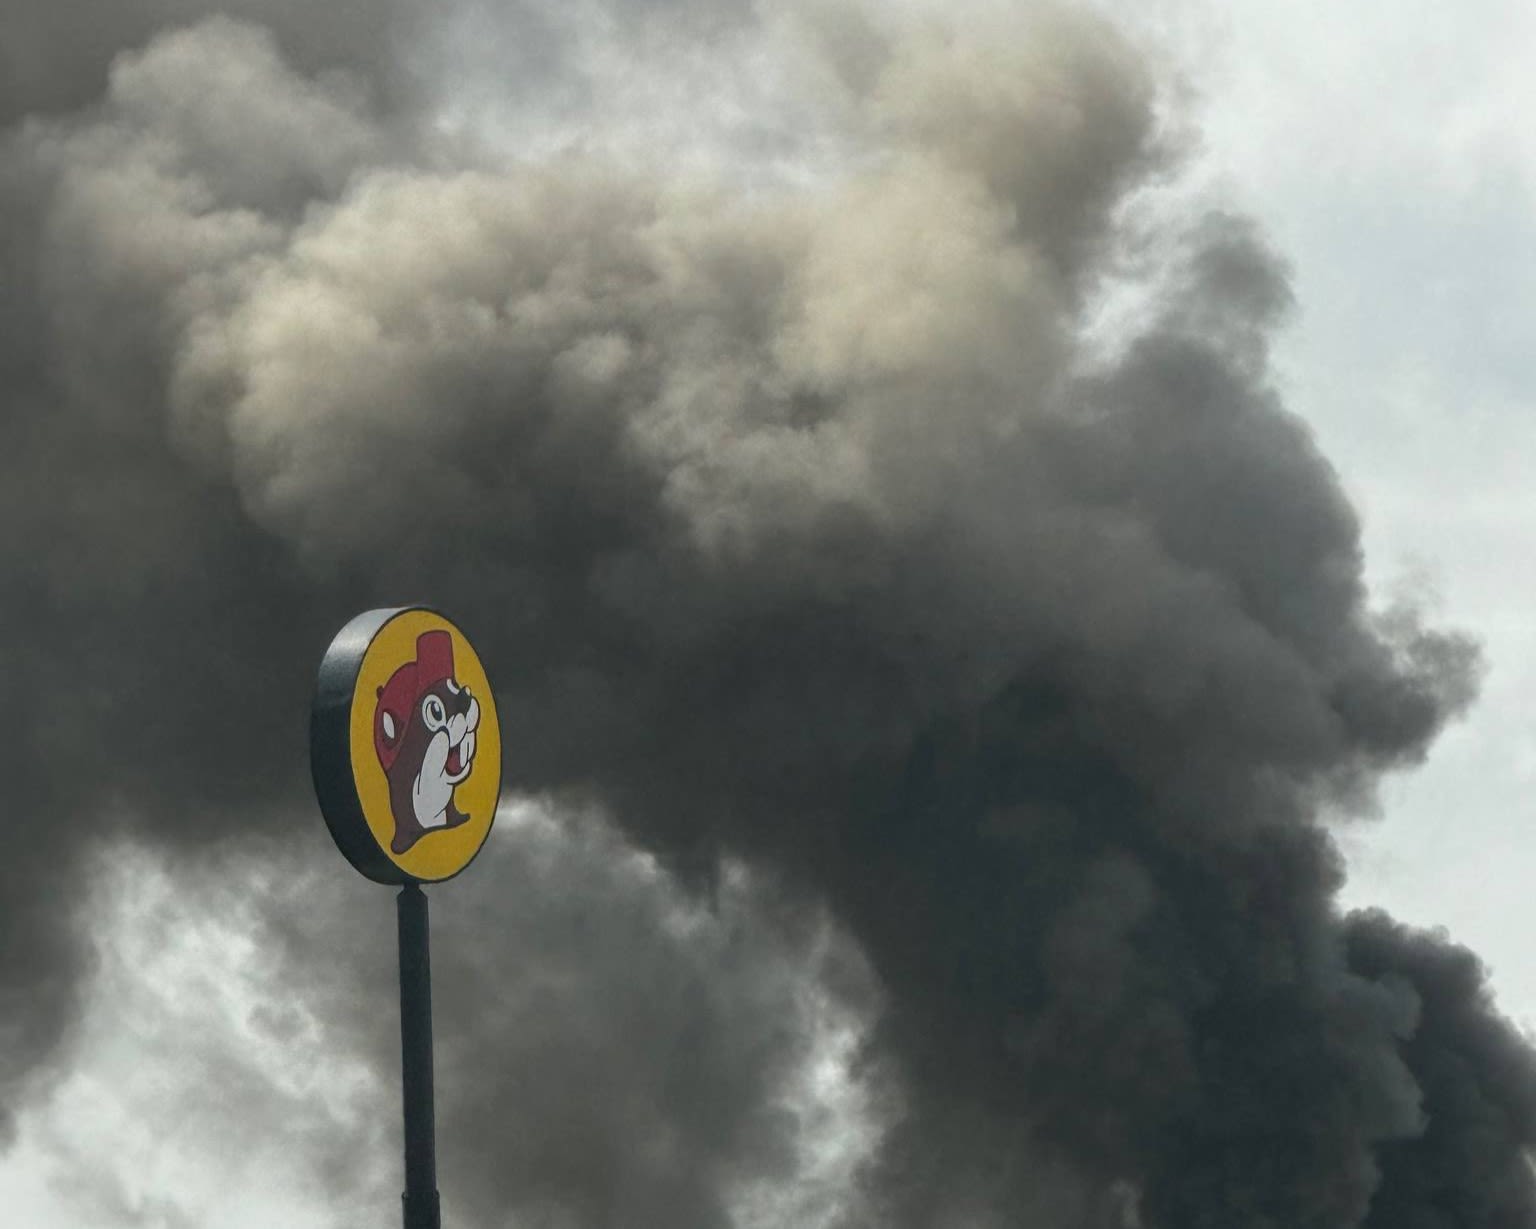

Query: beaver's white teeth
[443,730,475,785]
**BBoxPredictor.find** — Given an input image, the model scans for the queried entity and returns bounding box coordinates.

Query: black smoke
[0,2,1527,1226]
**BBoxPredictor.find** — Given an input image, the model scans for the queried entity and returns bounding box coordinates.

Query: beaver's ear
[377,686,384,698]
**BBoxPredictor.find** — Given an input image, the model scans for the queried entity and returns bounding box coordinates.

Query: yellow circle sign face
[312,607,502,884]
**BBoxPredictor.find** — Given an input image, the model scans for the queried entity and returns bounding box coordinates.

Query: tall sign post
[311,607,503,1229]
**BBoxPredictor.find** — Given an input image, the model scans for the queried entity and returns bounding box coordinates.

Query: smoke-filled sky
[3,1,1536,1226]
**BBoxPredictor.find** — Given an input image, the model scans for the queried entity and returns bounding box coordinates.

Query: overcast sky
[3,2,1535,1226]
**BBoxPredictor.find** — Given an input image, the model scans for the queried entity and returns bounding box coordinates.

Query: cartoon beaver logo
[373,630,483,855]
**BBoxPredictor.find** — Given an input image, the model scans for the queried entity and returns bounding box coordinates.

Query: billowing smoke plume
[0,1,1526,1226]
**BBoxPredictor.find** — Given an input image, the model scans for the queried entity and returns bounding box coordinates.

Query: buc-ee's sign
[312,607,502,883]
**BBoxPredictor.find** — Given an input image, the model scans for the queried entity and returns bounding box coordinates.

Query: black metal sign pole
[398,882,441,1229]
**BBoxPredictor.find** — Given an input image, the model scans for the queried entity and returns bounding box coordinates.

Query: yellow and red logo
[312,608,502,883]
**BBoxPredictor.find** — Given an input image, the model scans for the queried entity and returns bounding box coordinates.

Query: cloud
[0,4,1520,1226]
[7,811,876,1228]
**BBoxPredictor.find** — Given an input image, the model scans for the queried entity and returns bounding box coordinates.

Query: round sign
[311,607,502,884]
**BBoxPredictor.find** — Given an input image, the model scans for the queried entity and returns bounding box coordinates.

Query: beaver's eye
[423,696,447,731]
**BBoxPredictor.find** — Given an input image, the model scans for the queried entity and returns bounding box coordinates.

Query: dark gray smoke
[0,2,1527,1225]
[1347,911,1536,1229]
